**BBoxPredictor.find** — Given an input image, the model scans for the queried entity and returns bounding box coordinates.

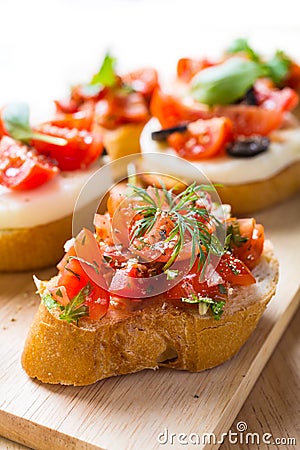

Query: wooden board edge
[203,286,300,450]
[0,410,102,450]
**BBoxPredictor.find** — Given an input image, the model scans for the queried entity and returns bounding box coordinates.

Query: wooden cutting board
[0,193,299,450]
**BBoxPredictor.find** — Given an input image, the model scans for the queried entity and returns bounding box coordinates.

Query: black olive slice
[227,137,270,158]
[151,124,188,142]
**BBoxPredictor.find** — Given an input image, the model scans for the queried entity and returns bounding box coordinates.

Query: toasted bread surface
[142,160,300,215]
[0,215,72,272]
[22,241,278,385]
[101,123,145,160]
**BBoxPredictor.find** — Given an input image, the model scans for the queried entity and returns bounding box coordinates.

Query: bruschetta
[140,39,300,214]
[0,55,158,271]
[22,181,279,385]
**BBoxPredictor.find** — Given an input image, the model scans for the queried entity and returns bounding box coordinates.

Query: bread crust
[0,122,145,272]
[0,215,72,272]
[142,160,300,215]
[21,242,279,385]
[101,122,146,160]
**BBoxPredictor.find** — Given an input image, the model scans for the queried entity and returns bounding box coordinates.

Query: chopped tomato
[52,101,95,131]
[84,284,110,320]
[70,83,108,104]
[32,123,104,170]
[122,68,158,99]
[216,252,256,285]
[0,108,9,138]
[150,88,206,128]
[177,57,215,82]
[56,229,110,320]
[230,218,264,269]
[0,136,58,190]
[254,79,299,112]
[94,213,113,243]
[167,117,233,160]
[107,182,127,217]
[95,91,149,129]
[284,61,300,90]
[213,105,283,137]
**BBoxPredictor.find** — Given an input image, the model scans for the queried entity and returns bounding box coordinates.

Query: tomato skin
[95,91,149,130]
[177,58,214,83]
[52,102,95,131]
[213,105,283,137]
[230,219,264,270]
[254,79,299,112]
[167,117,233,160]
[0,136,58,190]
[284,61,300,90]
[150,88,206,128]
[216,253,256,285]
[32,123,104,170]
[94,213,114,243]
[84,284,110,320]
[56,232,110,320]
[122,68,158,100]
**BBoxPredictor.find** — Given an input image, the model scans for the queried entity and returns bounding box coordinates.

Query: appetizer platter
[0,35,300,450]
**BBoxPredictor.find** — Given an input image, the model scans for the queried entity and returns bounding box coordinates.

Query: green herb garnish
[226,220,248,248]
[182,294,225,320]
[42,294,62,310]
[226,39,292,86]
[191,57,263,105]
[129,182,224,271]
[90,53,117,87]
[165,269,179,280]
[2,102,67,146]
[59,283,91,324]
[67,256,100,274]
[226,38,260,62]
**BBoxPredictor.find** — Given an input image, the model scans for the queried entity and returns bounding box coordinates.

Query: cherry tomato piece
[32,123,104,170]
[150,88,206,128]
[122,68,158,99]
[167,117,233,160]
[0,136,58,190]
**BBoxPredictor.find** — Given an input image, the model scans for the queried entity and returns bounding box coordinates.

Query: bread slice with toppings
[22,241,278,386]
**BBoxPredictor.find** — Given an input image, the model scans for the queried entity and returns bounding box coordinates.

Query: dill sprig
[128,182,224,271]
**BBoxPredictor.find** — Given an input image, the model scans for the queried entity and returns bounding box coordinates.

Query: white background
[1,0,300,121]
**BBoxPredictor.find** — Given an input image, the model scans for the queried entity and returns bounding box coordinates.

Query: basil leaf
[191,57,263,105]
[2,102,32,143]
[264,50,291,85]
[2,101,67,147]
[90,53,117,87]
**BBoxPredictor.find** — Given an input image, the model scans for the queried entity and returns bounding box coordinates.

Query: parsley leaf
[182,294,225,320]
[59,283,91,324]
[90,53,117,87]
[226,220,248,248]
[42,294,62,310]
[211,301,225,320]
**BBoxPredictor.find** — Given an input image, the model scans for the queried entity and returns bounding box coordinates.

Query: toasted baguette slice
[142,160,300,215]
[0,215,72,272]
[22,241,278,386]
[101,122,145,160]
